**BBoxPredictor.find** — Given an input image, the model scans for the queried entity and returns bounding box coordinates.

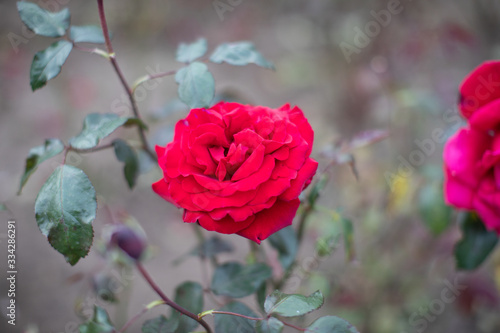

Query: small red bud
[109,226,146,260]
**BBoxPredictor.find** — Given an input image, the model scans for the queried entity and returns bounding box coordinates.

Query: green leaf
[19,138,64,194]
[264,290,324,318]
[92,273,118,303]
[35,165,96,265]
[123,118,149,130]
[210,42,274,69]
[307,174,329,207]
[70,25,105,44]
[175,62,215,109]
[17,1,70,37]
[69,113,128,150]
[211,262,272,298]
[112,139,139,189]
[192,236,234,258]
[79,306,115,333]
[256,282,267,313]
[30,40,73,91]
[0,203,7,212]
[176,38,208,63]
[171,282,203,333]
[341,218,355,261]
[418,183,452,235]
[455,212,499,270]
[256,317,284,333]
[268,226,298,270]
[142,315,178,333]
[305,316,359,333]
[215,302,257,333]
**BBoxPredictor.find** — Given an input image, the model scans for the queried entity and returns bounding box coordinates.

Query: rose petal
[208,196,277,222]
[233,128,264,151]
[474,191,500,232]
[250,178,291,205]
[280,158,318,201]
[285,140,310,170]
[443,169,475,210]
[152,179,179,207]
[232,144,265,181]
[236,199,301,243]
[459,61,500,119]
[469,99,500,132]
[197,213,255,234]
[443,127,490,187]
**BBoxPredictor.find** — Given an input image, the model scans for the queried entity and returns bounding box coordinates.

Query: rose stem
[136,263,214,333]
[96,0,156,161]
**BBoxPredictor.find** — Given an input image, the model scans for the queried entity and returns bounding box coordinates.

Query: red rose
[152,102,318,243]
[459,61,500,119]
[444,61,500,233]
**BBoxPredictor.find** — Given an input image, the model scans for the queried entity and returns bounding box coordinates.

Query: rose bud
[109,225,146,260]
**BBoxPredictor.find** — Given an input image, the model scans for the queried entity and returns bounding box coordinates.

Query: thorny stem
[136,263,214,333]
[96,0,156,161]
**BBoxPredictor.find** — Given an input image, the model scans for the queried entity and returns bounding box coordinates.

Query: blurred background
[1,0,500,332]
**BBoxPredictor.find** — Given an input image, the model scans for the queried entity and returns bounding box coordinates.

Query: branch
[96,0,157,162]
[136,263,213,333]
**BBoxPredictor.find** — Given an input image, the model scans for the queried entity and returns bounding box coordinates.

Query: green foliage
[124,118,149,130]
[418,182,452,235]
[455,212,498,270]
[175,62,215,108]
[69,113,128,150]
[305,316,359,333]
[176,38,208,63]
[35,165,96,265]
[19,138,64,194]
[79,306,115,333]
[70,25,106,44]
[307,173,329,207]
[256,317,284,333]
[211,262,272,298]
[142,315,178,333]
[0,203,7,211]
[171,282,204,333]
[264,290,324,318]
[17,1,70,37]
[256,282,267,313]
[210,42,274,69]
[30,40,73,91]
[215,302,257,333]
[268,226,298,270]
[341,218,355,261]
[193,235,234,258]
[112,139,139,189]
[92,273,118,303]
